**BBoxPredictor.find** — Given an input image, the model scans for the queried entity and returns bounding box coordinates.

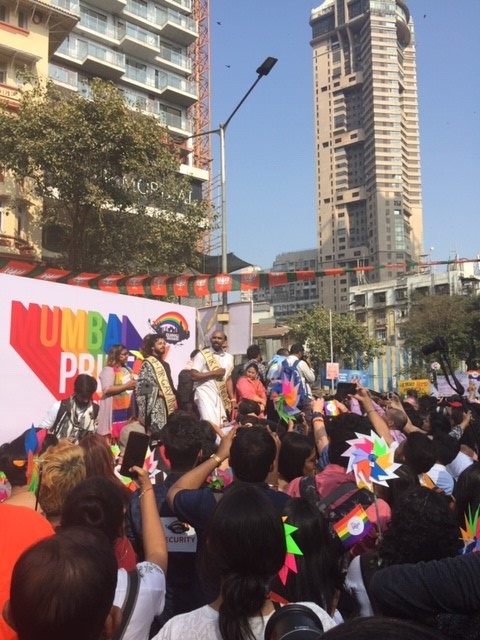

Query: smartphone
[335,382,357,401]
[119,431,150,478]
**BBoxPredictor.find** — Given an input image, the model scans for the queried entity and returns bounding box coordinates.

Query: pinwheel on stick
[342,431,401,538]
[270,376,301,424]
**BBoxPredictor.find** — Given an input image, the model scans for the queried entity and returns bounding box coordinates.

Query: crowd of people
[1,331,480,640]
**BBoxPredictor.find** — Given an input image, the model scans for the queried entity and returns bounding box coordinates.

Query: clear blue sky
[208,0,480,270]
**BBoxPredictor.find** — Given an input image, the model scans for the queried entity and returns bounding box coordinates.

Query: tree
[0,78,209,272]
[403,293,480,372]
[288,306,383,371]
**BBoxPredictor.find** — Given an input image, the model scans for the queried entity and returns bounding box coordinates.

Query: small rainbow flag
[332,504,373,549]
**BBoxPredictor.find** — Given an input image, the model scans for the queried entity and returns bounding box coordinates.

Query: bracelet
[312,412,325,421]
[139,487,153,500]
[210,453,222,467]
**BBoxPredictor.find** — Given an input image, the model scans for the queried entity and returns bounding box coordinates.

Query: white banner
[0,274,196,443]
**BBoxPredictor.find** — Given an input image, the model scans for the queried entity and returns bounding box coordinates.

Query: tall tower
[311,0,422,312]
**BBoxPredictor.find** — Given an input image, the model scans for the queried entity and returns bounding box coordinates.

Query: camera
[421,336,448,356]
[264,604,324,640]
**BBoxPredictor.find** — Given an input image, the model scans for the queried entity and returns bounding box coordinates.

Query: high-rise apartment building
[310,0,423,312]
[0,0,209,262]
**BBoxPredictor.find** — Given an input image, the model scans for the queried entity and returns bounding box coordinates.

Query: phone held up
[119,431,150,478]
[335,382,357,402]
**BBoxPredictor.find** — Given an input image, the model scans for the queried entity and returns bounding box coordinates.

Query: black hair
[278,432,316,483]
[402,432,436,475]
[162,411,210,470]
[270,498,343,615]
[61,476,125,545]
[453,461,480,529]
[378,486,460,566]
[0,429,57,487]
[431,430,460,465]
[237,399,261,416]
[229,426,276,482]
[244,361,259,374]
[246,344,261,360]
[202,485,285,640]
[322,616,447,640]
[289,343,303,355]
[326,413,371,467]
[378,463,418,509]
[277,348,289,356]
[10,526,117,640]
[73,374,97,396]
[140,333,166,358]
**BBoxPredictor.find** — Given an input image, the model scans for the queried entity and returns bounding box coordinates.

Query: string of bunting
[0,257,478,298]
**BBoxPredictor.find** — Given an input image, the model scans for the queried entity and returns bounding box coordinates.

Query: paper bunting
[333,504,373,549]
[342,431,401,492]
[270,376,301,423]
[460,505,480,554]
[278,516,304,585]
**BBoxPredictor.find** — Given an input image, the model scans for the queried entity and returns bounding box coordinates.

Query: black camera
[421,336,448,356]
[264,604,324,640]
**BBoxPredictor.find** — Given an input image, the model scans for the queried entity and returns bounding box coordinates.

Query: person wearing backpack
[282,344,316,421]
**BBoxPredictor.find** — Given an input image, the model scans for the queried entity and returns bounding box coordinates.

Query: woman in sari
[97,344,136,439]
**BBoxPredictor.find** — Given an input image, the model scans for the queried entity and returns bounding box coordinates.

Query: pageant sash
[146,357,176,415]
[201,348,231,413]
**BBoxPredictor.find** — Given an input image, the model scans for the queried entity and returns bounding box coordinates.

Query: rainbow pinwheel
[342,431,401,492]
[24,424,47,493]
[278,516,304,585]
[460,505,480,554]
[270,376,301,423]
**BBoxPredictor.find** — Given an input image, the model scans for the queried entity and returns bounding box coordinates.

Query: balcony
[156,45,191,74]
[159,0,192,12]
[125,1,197,44]
[0,82,21,108]
[77,12,118,45]
[56,40,126,80]
[49,0,80,14]
[157,72,197,105]
[49,63,78,90]
[158,8,198,45]
[118,23,160,60]
[0,233,38,261]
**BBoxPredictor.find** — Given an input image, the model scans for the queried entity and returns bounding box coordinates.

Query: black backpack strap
[113,568,140,640]
[317,482,358,511]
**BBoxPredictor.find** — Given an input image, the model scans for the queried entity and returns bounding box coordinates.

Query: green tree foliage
[0,78,209,272]
[288,306,383,371]
[403,293,480,371]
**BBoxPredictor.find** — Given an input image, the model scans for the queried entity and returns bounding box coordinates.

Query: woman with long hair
[453,461,480,531]
[79,432,136,570]
[97,344,136,440]
[269,497,345,619]
[277,433,317,493]
[154,485,336,640]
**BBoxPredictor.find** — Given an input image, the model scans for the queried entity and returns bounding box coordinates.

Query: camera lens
[264,604,324,640]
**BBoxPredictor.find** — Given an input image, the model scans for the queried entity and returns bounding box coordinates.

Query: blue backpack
[279,358,308,404]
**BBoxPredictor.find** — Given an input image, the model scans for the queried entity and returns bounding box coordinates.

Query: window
[18,10,27,29]
[0,4,7,22]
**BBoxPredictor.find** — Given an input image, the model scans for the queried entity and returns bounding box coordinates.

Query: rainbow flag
[333,504,373,549]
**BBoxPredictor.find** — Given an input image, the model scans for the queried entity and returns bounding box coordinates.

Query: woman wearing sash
[98,344,136,440]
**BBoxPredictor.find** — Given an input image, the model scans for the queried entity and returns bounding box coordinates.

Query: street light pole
[185,57,278,323]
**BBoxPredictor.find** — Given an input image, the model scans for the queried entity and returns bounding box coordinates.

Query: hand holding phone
[119,431,150,478]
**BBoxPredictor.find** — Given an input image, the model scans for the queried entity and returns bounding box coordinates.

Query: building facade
[310,0,422,312]
[0,1,77,260]
[350,261,480,391]
[253,249,321,322]
[0,0,208,262]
